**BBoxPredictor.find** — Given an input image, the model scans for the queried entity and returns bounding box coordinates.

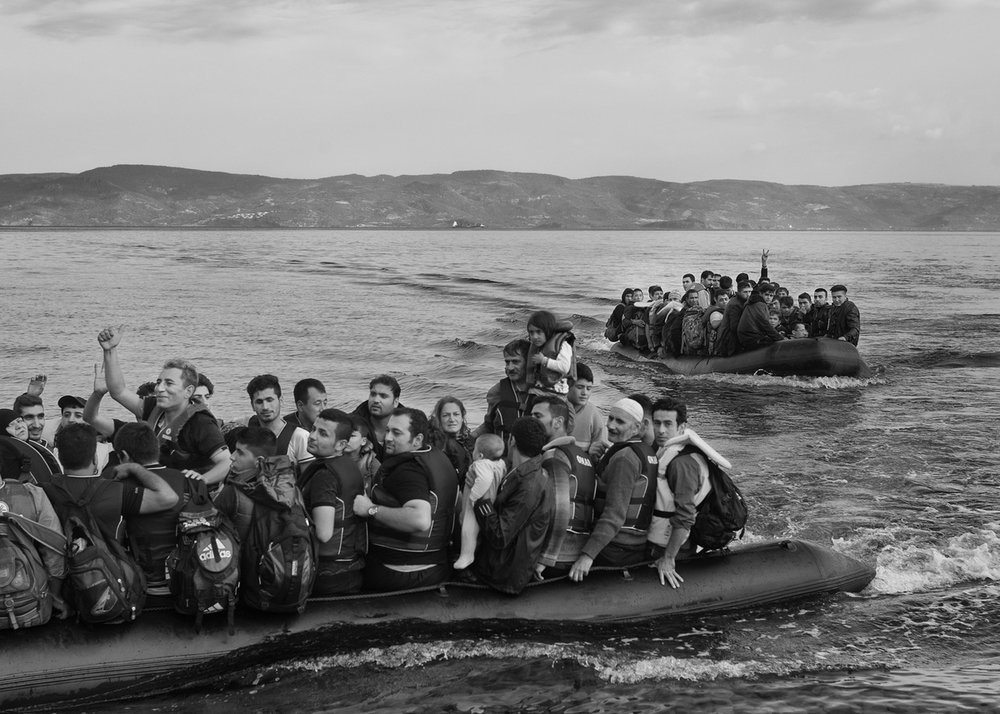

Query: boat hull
[1,539,874,709]
[611,338,872,377]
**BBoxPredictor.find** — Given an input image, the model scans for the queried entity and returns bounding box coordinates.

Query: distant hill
[1,165,998,230]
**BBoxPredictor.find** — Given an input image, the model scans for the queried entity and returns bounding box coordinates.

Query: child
[344,416,380,496]
[453,434,507,570]
[526,310,576,395]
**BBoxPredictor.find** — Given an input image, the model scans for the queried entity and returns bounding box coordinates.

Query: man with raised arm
[352,407,457,592]
[97,326,230,485]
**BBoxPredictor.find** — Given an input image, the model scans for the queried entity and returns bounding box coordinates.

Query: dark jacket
[713,295,747,356]
[827,300,861,345]
[473,455,554,594]
[737,294,784,349]
[808,304,832,337]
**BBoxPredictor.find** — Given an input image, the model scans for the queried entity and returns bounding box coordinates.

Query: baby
[453,433,507,570]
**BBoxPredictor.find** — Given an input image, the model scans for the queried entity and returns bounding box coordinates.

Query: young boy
[453,433,506,570]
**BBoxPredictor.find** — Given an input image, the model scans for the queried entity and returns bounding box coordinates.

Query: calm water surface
[1,230,999,712]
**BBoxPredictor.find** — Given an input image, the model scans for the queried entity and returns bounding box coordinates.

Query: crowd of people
[1,311,724,631]
[604,250,862,357]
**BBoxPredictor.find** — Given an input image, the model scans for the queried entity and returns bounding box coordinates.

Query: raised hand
[97,325,125,351]
[26,374,47,397]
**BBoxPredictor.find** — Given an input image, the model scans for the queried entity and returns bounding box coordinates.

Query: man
[98,326,230,485]
[530,396,596,578]
[42,423,179,541]
[649,397,711,589]
[284,378,327,434]
[352,407,457,592]
[113,422,188,597]
[700,270,714,290]
[737,282,785,350]
[796,293,814,332]
[213,427,277,543]
[298,408,366,594]
[11,393,60,476]
[471,417,554,594]
[476,339,531,446]
[810,288,832,338]
[40,395,86,444]
[190,374,215,408]
[681,274,695,293]
[245,374,313,467]
[569,398,658,581]
[827,284,861,346]
[352,375,402,461]
[627,393,656,448]
[566,362,606,455]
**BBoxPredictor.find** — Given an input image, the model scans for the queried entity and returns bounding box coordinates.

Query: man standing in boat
[826,284,861,346]
[568,398,657,582]
[97,326,231,485]
[475,339,531,446]
[352,407,457,591]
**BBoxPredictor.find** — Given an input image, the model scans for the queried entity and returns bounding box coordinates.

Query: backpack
[681,309,706,354]
[234,455,316,614]
[165,479,240,633]
[690,459,748,551]
[0,511,62,630]
[51,478,147,624]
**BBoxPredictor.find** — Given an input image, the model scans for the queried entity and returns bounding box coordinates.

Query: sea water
[1,230,999,712]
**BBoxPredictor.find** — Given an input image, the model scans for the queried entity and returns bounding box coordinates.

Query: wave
[890,349,1000,370]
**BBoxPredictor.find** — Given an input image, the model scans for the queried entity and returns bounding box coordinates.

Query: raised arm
[98,326,143,418]
[83,363,118,438]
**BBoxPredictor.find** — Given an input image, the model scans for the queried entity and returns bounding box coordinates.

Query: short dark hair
[798,292,812,302]
[814,288,828,297]
[735,272,749,284]
[370,375,401,400]
[349,415,372,441]
[161,359,199,389]
[293,378,326,405]
[12,393,43,414]
[316,408,354,442]
[503,338,530,359]
[719,276,733,290]
[54,422,98,470]
[648,285,662,295]
[237,427,277,458]
[620,288,633,303]
[683,273,695,283]
[651,397,688,426]
[509,417,548,458]
[831,284,848,294]
[779,295,794,308]
[247,374,281,398]
[527,310,559,340]
[136,381,157,398]
[574,361,594,383]
[392,407,428,444]
[627,393,653,418]
[700,270,713,280]
[113,422,159,464]
[197,373,215,395]
[531,394,574,433]
[736,280,751,292]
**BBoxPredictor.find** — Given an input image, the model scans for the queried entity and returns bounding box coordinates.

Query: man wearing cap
[826,284,861,346]
[40,395,87,445]
[736,282,785,350]
[569,397,658,581]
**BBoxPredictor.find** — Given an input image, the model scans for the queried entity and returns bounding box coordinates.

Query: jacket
[737,294,784,349]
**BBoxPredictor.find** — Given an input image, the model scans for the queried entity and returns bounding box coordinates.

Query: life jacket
[369,448,457,554]
[1,436,58,485]
[594,441,658,536]
[299,456,367,563]
[142,398,214,472]
[488,379,528,441]
[647,448,712,547]
[527,329,577,389]
[248,417,299,458]
[549,442,596,534]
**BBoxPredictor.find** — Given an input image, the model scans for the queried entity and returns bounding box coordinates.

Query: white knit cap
[609,398,644,425]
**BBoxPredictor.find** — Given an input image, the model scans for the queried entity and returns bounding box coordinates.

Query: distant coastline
[2,164,999,231]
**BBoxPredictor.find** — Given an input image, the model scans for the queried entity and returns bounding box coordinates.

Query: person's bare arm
[98,326,143,418]
[353,493,431,533]
[83,363,117,438]
[115,463,180,514]
[200,447,233,486]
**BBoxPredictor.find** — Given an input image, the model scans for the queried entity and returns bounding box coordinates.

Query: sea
[1,229,999,713]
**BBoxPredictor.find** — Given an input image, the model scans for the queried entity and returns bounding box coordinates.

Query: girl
[525,310,576,396]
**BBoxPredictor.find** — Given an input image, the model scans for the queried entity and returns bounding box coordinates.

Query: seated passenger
[650,290,682,355]
[713,280,753,356]
[245,374,313,468]
[796,293,814,331]
[213,427,277,543]
[476,339,530,447]
[525,310,576,396]
[736,282,785,350]
[352,375,402,461]
[790,322,809,339]
[604,289,635,342]
[284,378,327,434]
[471,417,554,595]
[680,291,707,356]
[299,409,367,595]
[345,416,380,496]
[810,288,832,337]
[352,407,457,592]
[452,433,506,570]
[566,362,607,456]
[569,398,657,581]
[777,296,803,336]
[827,284,862,345]
[429,396,474,483]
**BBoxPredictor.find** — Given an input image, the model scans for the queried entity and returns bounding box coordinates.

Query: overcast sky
[2,0,998,185]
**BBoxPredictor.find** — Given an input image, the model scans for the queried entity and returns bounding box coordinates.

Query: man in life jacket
[284,378,327,434]
[475,339,531,447]
[530,395,596,578]
[649,397,709,589]
[566,362,607,457]
[113,422,188,599]
[244,374,313,470]
[97,326,230,485]
[569,398,657,581]
[471,417,554,594]
[352,407,457,592]
[352,375,402,461]
[299,409,367,595]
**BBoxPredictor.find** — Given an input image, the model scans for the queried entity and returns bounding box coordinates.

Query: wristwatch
[367,505,379,519]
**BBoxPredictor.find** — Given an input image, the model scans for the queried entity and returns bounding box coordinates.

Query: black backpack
[234,455,316,614]
[49,477,148,624]
[690,457,748,551]
[166,479,240,633]
[0,510,63,630]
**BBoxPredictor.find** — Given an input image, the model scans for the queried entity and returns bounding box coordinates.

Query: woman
[430,396,474,483]
[604,288,635,342]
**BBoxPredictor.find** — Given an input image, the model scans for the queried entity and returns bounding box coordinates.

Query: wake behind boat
[1,538,874,710]
[610,338,872,378]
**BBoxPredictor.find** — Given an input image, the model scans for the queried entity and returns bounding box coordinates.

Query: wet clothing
[827,299,861,345]
[737,294,785,349]
[472,454,554,594]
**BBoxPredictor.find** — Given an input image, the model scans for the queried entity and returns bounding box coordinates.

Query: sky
[2,0,999,186]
